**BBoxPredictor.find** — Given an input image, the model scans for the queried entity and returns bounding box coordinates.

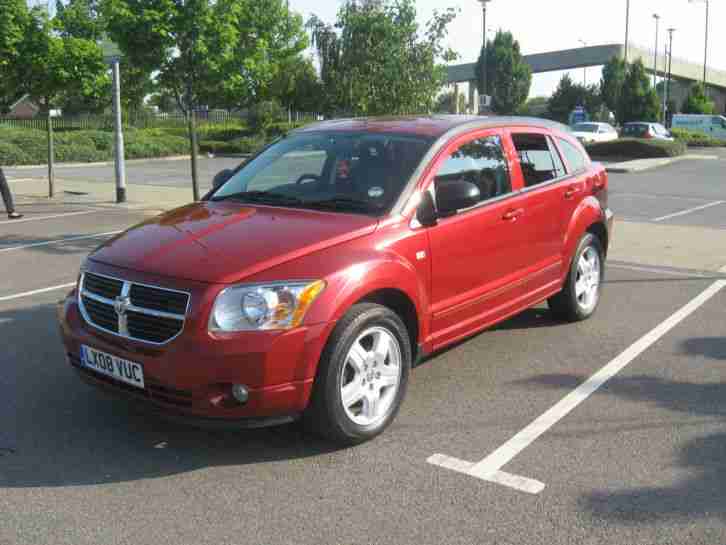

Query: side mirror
[436,179,481,216]
[212,169,233,190]
[416,191,438,227]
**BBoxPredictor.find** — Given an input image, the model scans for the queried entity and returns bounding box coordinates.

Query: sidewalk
[9,177,195,214]
[600,153,718,173]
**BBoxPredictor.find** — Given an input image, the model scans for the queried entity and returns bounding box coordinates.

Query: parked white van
[671,114,726,139]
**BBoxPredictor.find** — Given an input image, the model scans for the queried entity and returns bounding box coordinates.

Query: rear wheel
[548,233,604,322]
[303,303,411,445]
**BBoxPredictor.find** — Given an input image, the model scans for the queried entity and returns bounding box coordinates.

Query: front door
[426,131,530,348]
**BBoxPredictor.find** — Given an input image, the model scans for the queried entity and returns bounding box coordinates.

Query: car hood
[571,131,597,139]
[90,202,379,283]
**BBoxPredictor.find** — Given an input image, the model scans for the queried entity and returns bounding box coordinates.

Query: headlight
[209,280,326,332]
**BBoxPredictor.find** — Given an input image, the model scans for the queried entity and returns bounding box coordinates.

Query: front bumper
[58,281,333,426]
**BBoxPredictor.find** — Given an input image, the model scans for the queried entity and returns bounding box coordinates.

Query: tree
[308,0,458,116]
[600,56,627,119]
[434,90,467,113]
[619,59,660,124]
[0,0,30,112]
[546,75,601,124]
[102,0,308,199]
[682,82,715,114]
[270,56,324,116]
[516,96,549,117]
[475,30,531,115]
[1,2,109,195]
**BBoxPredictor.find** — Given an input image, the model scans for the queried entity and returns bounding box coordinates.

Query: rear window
[572,123,598,133]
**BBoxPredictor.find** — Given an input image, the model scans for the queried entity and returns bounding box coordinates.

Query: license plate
[81,345,145,389]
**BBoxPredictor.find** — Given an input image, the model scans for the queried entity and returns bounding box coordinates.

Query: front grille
[79,272,190,344]
[84,273,123,299]
[81,295,119,333]
[130,284,188,315]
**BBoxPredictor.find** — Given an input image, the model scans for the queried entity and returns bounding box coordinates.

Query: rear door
[506,129,573,298]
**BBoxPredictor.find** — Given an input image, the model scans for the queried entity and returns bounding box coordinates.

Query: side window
[434,135,512,204]
[511,133,561,188]
[557,138,588,174]
[547,137,566,178]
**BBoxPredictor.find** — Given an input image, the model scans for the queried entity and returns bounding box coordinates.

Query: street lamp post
[477,0,492,113]
[666,28,676,126]
[690,0,710,93]
[624,0,631,62]
[578,40,587,86]
[652,14,660,89]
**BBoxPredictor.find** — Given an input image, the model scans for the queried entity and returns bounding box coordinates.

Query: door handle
[502,208,524,221]
[564,185,581,199]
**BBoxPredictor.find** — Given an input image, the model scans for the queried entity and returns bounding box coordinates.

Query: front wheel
[303,303,411,445]
[548,233,604,322]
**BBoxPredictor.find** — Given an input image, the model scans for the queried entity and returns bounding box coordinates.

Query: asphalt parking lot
[2,155,726,544]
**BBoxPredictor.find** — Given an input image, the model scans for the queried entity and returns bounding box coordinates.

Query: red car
[58,116,613,444]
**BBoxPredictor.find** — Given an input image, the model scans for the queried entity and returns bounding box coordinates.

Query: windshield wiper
[212,191,305,206]
[304,197,377,213]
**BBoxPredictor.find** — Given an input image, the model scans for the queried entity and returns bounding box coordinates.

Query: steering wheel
[296,174,320,185]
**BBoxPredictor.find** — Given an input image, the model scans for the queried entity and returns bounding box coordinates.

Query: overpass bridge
[447,43,726,113]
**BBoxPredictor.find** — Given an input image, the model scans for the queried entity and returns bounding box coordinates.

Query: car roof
[293,115,572,139]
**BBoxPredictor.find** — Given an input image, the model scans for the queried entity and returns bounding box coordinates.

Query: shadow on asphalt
[0,302,342,489]
[516,336,726,523]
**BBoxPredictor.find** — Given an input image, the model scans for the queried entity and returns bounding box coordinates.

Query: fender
[326,251,428,335]
[561,195,607,278]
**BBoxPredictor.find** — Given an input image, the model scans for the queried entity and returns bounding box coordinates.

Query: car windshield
[572,123,599,133]
[211,132,432,215]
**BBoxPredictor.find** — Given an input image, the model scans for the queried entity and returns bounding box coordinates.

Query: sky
[289,0,722,98]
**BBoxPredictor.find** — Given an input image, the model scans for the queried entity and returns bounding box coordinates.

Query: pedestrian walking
[0,167,23,219]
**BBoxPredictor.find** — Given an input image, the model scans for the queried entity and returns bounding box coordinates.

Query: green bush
[125,133,189,159]
[670,128,726,148]
[586,138,687,159]
[0,141,30,166]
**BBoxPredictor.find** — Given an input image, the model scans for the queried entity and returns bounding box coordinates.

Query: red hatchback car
[59,116,613,444]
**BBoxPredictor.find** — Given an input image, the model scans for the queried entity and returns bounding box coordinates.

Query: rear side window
[511,133,561,187]
[623,124,648,137]
[434,135,512,203]
[557,138,588,174]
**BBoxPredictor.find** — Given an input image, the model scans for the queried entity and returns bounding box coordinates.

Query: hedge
[0,127,190,166]
[670,128,726,148]
[586,138,687,159]
[0,120,311,165]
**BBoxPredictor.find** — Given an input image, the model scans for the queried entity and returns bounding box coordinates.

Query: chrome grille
[79,272,190,344]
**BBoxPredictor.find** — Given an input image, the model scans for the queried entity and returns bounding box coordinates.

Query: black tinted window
[434,136,512,203]
[557,138,588,173]
[511,133,560,187]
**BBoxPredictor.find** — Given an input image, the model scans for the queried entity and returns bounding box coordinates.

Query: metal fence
[0,110,322,131]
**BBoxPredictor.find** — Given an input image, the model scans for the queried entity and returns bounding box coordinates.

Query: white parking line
[608,263,711,278]
[0,283,76,303]
[0,210,100,225]
[610,192,710,202]
[0,230,122,253]
[652,200,725,222]
[428,268,726,494]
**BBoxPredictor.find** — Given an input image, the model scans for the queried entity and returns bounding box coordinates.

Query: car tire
[303,303,411,445]
[548,233,604,322]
